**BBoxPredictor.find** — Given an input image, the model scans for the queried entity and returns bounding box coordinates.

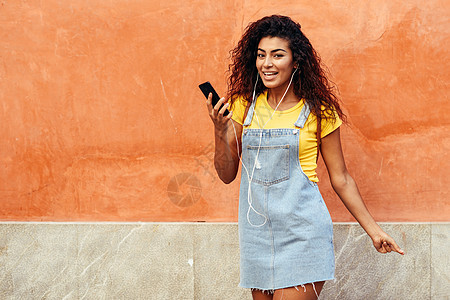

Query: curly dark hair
[227,15,345,123]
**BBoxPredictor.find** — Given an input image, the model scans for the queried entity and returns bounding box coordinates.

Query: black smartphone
[199,81,229,116]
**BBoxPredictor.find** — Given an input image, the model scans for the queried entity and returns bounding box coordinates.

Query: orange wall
[1,1,449,221]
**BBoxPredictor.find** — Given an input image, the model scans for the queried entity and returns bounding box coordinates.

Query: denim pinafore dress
[238,99,335,290]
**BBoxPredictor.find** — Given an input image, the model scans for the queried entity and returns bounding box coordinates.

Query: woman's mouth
[262,71,278,80]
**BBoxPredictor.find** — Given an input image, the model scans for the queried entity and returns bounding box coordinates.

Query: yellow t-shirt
[230,91,342,182]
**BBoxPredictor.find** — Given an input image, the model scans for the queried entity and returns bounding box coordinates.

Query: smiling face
[256,36,296,92]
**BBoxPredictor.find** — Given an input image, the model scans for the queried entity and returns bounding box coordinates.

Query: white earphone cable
[231,69,297,227]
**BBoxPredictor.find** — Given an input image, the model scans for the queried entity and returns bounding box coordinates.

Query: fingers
[218,102,230,116]
[216,102,233,126]
[386,239,405,255]
[208,96,231,119]
[212,97,227,116]
[205,94,233,131]
[374,241,387,253]
[205,93,213,110]
[382,241,392,253]
[374,236,405,255]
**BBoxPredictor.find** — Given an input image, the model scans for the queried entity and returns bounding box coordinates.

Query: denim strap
[294,102,311,128]
[243,98,257,126]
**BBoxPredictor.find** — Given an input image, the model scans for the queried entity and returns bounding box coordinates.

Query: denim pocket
[245,144,290,186]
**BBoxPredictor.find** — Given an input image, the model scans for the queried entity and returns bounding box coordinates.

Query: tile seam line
[430,223,433,299]
[0,221,448,225]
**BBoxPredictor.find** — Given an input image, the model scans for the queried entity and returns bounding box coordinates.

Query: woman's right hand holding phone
[205,93,240,184]
[206,93,233,133]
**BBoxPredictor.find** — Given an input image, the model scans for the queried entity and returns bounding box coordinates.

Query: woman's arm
[206,94,242,184]
[320,127,404,255]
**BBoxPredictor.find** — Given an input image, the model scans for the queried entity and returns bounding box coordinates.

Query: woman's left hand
[371,231,404,255]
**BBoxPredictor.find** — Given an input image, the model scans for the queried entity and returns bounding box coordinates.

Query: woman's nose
[263,57,273,67]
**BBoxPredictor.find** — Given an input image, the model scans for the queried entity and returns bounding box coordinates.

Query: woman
[205,15,403,300]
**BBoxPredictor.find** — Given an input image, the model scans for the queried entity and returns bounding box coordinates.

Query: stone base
[0,223,448,299]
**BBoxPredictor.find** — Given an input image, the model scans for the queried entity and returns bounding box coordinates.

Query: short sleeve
[320,108,343,138]
[229,96,247,125]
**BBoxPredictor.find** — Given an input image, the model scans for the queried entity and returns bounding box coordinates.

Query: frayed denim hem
[251,282,319,298]
[251,288,274,295]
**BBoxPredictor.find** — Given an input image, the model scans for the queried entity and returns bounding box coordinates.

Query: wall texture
[0,1,449,222]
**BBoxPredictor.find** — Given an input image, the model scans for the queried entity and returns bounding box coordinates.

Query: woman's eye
[257,54,264,58]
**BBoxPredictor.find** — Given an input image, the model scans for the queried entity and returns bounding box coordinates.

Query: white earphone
[231,68,298,227]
